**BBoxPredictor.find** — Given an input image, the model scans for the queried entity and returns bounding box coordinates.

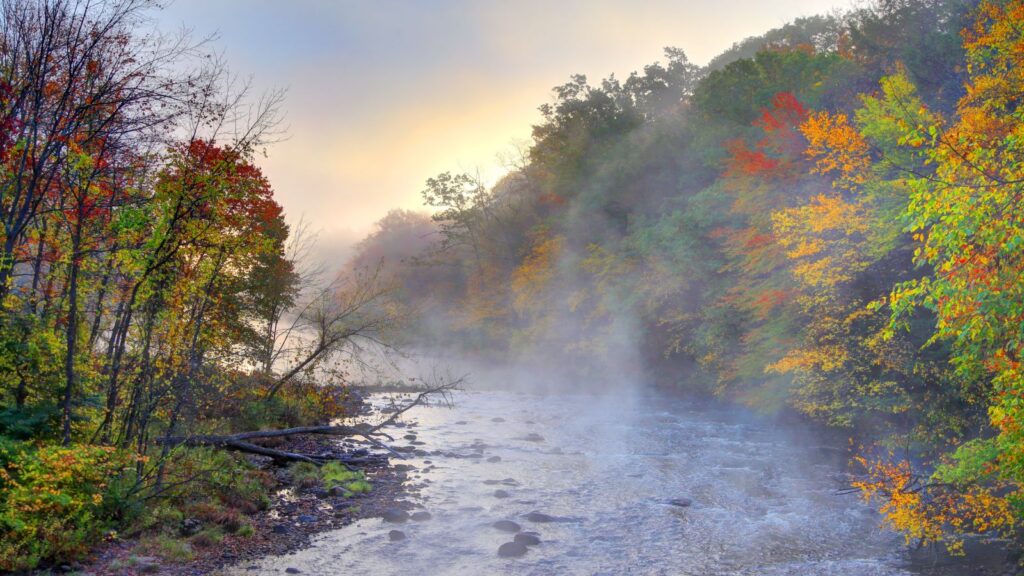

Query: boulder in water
[669,497,693,508]
[498,541,528,558]
[493,520,521,533]
[411,511,432,521]
[515,532,541,546]
[388,529,406,541]
[524,511,555,523]
[493,489,510,498]
[381,508,409,523]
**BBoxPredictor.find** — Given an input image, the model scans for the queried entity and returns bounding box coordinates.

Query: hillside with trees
[353,0,1024,556]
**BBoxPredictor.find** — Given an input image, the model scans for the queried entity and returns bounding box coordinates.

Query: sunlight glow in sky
[157,0,852,258]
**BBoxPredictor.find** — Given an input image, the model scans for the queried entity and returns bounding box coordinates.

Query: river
[227,389,997,575]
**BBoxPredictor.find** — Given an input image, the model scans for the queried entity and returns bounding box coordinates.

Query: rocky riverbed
[219,389,1013,576]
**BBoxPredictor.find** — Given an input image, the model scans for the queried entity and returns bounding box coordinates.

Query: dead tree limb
[159,378,461,465]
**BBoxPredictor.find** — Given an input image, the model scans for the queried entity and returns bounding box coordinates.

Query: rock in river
[382,508,410,523]
[411,511,432,521]
[389,529,406,541]
[493,489,510,498]
[493,520,521,533]
[498,541,528,558]
[514,533,541,546]
[524,511,555,523]
[487,455,502,463]
[669,497,693,508]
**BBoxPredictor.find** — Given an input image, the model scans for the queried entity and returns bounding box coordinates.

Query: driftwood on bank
[158,379,460,465]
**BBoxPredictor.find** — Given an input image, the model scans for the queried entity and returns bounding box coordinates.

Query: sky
[155,0,851,262]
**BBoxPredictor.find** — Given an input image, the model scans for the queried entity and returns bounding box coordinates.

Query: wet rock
[132,557,161,573]
[515,532,541,546]
[403,434,417,440]
[271,524,289,534]
[484,479,501,485]
[521,433,545,442]
[487,456,502,463]
[455,421,468,425]
[180,517,202,537]
[669,497,693,508]
[297,514,317,524]
[411,511,432,521]
[381,508,410,523]
[328,485,348,497]
[493,489,510,498]
[493,520,521,533]
[497,541,528,558]
[285,568,301,574]
[524,511,556,523]
[393,464,416,472]
[501,478,519,486]
[491,417,506,423]
[466,453,484,459]
[388,529,406,541]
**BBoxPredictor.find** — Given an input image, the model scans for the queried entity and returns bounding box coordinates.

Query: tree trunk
[61,218,82,446]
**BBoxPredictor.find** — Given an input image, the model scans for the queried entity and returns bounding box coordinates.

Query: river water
[228,389,994,576]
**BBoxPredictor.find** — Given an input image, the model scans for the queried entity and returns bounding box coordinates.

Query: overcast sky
[156,0,851,257]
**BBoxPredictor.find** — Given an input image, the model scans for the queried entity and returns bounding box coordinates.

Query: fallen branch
[369,376,462,434]
[159,378,462,465]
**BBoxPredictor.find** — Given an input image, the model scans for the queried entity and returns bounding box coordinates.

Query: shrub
[162,448,272,513]
[0,441,138,571]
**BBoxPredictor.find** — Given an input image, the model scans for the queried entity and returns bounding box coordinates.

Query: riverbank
[44,393,429,576]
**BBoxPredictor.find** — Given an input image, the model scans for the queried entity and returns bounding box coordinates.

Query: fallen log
[159,428,385,464]
[158,379,461,465]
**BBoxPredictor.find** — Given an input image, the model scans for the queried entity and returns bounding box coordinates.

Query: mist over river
[227,390,995,576]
